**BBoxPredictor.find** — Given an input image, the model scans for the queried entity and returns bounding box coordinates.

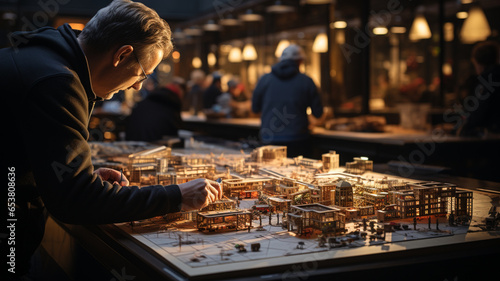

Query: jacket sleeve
[18,75,182,224]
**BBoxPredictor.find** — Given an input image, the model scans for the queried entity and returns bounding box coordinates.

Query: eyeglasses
[133,51,148,84]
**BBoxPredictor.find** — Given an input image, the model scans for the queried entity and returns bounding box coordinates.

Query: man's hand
[94,167,129,186]
[178,178,223,211]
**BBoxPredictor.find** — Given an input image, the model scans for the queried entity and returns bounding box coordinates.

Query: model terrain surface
[90,141,499,275]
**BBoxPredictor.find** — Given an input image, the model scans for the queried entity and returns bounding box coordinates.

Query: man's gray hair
[79,0,172,61]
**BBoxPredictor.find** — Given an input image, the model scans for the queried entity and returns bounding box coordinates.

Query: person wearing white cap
[252,44,323,157]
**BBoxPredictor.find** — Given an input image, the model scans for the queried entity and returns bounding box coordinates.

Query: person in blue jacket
[252,44,324,157]
[2,1,221,279]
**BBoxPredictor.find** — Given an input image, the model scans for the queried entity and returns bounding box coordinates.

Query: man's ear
[112,45,134,67]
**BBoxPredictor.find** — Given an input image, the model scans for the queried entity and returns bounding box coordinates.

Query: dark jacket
[458,64,500,136]
[202,81,222,109]
[2,24,181,275]
[252,59,323,142]
[126,87,183,141]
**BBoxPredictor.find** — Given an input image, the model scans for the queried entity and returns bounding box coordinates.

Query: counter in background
[181,116,500,182]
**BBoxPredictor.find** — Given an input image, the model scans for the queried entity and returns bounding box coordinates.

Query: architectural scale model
[89,142,499,278]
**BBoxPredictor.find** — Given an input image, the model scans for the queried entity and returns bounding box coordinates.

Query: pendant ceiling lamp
[242,43,258,61]
[460,5,491,44]
[275,39,290,58]
[228,47,242,63]
[312,32,328,53]
[409,12,432,41]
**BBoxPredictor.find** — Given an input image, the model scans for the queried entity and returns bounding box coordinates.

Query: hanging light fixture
[312,32,328,53]
[331,21,347,29]
[390,26,406,34]
[207,52,217,67]
[373,26,388,35]
[460,5,491,44]
[275,39,290,58]
[203,20,220,31]
[242,43,258,61]
[266,1,295,13]
[409,8,432,41]
[239,9,263,22]
[228,47,242,63]
[184,26,203,36]
[219,14,241,26]
[192,57,202,68]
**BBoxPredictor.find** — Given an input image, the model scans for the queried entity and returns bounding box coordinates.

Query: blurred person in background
[183,69,205,114]
[202,71,222,110]
[2,1,221,279]
[126,77,185,141]
[252,44,323,158]
[456,40,500,137]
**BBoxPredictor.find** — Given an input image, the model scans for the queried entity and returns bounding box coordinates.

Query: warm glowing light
[335,30,345,44]
[460,6,491,44]
[68,23,85,30]
[228,47,242,63]
[332,21,347,29]
[409,14,432,41]
[207,52,217,67]
[373,26,388,35]
[312,33,328,53]
[390,26,406,34]
[239,9,263,22]
[192,57,202,68]
[171,51,180,62]
[456,11,468,19]
[444,22,454,42]
[275,40,290,58]
[242,43,258,61]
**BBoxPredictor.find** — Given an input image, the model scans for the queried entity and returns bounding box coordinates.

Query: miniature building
[377,182,470,222]
[450,190,473,218]
[293,155,323,169]
[334,181,353,208]
[250,145,287,163]
[200,199,237,212]
[411,182,456,217]
[277,178,301,196]
[345,157,373,174]
[223,178,273,199]
[268,197,292,212]
[172,164,216,184]
[317,182,336,205]
[377,204,399,222]
[393,190,418,219]
[364,192,389,210]
[196,210,252,232]
[322,151,339,172]
[128,146,171,186]
[287,204,345,235]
